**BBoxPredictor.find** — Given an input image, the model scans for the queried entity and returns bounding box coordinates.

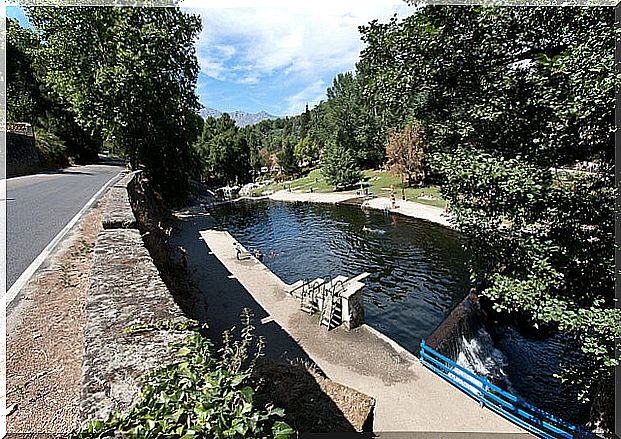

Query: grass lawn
[250,168,446,209]
[360,169,446,208]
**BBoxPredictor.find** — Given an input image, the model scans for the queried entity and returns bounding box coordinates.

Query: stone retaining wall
[102,187,137,230]
[80,172,189,423]
[7,130,40,177]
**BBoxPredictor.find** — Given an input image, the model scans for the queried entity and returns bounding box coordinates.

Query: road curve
[6,163,124,293]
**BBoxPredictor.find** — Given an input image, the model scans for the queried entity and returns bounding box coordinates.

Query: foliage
[434,148,619,406]
[33,127,70,168]
[123,319,202,335]
[359,6,614,166]
[277,137,298,175]
[196,114,252,185]
[7,18,101,164]
[6,18,42,124]
[321,142,361,189]
[294,136,319,165]
[324,73,384,168]
[72,310,293,439]
[385,123,427,185]
[27,7,202,198]
[359,4,617,424]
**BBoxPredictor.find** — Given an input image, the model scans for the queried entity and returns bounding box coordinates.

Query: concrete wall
[80,172,190,422]
[425,295,484,359]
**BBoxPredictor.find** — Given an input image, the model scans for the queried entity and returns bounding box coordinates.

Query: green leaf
[272,421,295,439]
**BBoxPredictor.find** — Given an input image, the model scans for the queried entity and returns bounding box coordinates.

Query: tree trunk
[588,371,614,436]
[130,148,138,170]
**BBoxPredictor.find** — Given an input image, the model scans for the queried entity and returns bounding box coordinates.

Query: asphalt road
[6,163,124,292]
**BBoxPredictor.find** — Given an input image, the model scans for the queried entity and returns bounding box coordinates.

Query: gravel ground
[6,195,108,435]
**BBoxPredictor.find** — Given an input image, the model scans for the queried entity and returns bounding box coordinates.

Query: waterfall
[427,298,512,394]
[457,328,509,381]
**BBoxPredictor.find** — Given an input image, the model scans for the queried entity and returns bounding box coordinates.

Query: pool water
[211,199,470,352]
[210,199,590,425]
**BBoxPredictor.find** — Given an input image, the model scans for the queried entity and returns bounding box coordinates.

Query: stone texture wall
[6,130,40,177]
[80,172,190,423]
[102,187,137,230]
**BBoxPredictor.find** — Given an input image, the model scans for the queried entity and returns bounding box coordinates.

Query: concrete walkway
[268,190,452,228]
[269,189,355,205]
[171,207,525,434]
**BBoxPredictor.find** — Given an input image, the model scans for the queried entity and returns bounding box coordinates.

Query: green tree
[299,103,311,138]
[197,113,251,186]
[27,6,202,198]
[324,73,383,168]
[293,136,319,165]
[359,6,613,166]
[321,142,361,188]
[7,18,103,164]
[364,5,619,430]
[277,136,298,175]
[7,18,41,124]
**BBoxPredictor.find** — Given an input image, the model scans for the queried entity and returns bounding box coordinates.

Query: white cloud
[285,80,328,115]
[198,57,226,81]
[189,2,413,83]
[237,76,260,85]
[214,44,236,59]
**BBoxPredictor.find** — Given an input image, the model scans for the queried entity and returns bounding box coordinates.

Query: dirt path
[6,195,108,435]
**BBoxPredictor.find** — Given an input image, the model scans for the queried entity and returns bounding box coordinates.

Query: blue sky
[8,1,414,117]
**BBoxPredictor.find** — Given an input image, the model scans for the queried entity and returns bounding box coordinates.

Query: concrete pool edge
[198,228,525,434]
[265,190,454,229]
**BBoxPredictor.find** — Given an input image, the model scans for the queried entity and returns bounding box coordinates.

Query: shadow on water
[170,211,314,363]
[210,199,470,353]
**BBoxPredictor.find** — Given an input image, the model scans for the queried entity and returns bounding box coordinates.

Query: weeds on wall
[71,309,293,439]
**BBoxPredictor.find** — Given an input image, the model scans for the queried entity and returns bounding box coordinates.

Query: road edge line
[4,170,123,310]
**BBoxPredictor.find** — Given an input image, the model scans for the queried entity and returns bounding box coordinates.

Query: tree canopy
[26,6,203,197]
[357,5,618,428]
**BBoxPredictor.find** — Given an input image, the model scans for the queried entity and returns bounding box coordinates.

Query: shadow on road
[97,155,126,167]
[37,169,95,176]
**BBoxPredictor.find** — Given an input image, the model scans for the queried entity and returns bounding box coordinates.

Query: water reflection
[211,200,470,352]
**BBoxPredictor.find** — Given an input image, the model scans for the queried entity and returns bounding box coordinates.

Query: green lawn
[360,170,446,208]
[250,168,446,208]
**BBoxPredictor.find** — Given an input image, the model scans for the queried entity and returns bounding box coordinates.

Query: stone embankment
[80,171,189,422]
[6,123,40,177]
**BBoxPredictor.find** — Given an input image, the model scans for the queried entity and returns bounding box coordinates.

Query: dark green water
[211,199,470,352]
[210,199,590,426]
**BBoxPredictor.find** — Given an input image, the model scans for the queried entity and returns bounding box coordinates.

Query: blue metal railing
[419,340,598,439]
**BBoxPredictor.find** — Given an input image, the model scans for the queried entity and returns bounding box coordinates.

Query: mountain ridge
[200,106,278,128]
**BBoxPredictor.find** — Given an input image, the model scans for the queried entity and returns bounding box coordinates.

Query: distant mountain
[199,106,278,128]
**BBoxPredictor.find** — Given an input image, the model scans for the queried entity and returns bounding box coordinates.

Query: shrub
[72,310,294,439]
[34,127,70,168]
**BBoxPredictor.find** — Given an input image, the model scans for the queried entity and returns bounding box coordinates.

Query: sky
[7,1,415,117]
